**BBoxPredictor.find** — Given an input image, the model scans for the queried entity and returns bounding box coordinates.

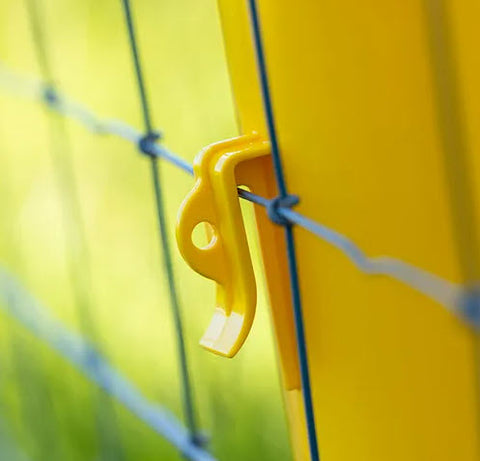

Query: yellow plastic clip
[176,134,270,357]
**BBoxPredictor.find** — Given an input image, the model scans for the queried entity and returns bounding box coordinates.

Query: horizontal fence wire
[0,63,473,327]
[0,267,216,461]
[0,64,474,328]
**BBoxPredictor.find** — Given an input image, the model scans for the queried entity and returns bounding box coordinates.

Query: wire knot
[42,85,58,106]
[138,131,162,158]
[190,431,209,449]
[459,288,480,329]
[267,194,299,226]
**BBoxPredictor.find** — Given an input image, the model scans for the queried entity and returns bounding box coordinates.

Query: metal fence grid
[0,1,478,460]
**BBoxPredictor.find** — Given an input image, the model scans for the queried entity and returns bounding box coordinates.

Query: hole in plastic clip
[192,222,217,250]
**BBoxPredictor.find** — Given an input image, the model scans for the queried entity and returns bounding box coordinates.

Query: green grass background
[0,0,292,459]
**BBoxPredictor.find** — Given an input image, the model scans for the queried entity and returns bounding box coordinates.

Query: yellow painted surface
[216,0,480,460]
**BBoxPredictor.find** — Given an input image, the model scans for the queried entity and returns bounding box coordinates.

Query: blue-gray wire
[0,65,474,325]
[0,268,216,461]
[245,1,320,459]
[119,0,202,447]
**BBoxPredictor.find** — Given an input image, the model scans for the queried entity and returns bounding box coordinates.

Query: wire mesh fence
[1,1,479,460]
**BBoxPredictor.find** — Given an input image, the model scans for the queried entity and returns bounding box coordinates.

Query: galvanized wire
[0,64,474,325]
[0,268,216,461]
[246,1,319,459]
[119,0,202,447]
[2,2,480,459]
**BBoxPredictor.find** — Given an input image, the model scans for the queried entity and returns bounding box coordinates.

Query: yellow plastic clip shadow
[176,135,270,357]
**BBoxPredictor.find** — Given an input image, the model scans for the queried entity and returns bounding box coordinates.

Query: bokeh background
[0,0,291,459]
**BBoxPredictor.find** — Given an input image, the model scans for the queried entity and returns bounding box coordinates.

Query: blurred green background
[0,0,291,459]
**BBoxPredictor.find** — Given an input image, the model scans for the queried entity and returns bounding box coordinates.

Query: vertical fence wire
[246,1,320,460]
[0,123,63,461]
[422,0,480,455]
[119,0,202,447]
[23,1,126,459]
[0,267,217,461]
[14,0,480,459]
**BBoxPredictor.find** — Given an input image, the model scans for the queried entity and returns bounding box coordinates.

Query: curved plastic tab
[176,135,270,357]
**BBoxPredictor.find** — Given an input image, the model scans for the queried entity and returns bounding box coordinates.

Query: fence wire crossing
[246,1,319,458]
[119,0,202,448]
[1,0,480,460]
[0,63,471,324]
[0,268,215,461]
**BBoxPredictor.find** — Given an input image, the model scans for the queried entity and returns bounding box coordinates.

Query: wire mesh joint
[189,431,209,449]
[459,287,480,329]
[42,85,59,107]
[138,130,162,158]
[267,194,299,226]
